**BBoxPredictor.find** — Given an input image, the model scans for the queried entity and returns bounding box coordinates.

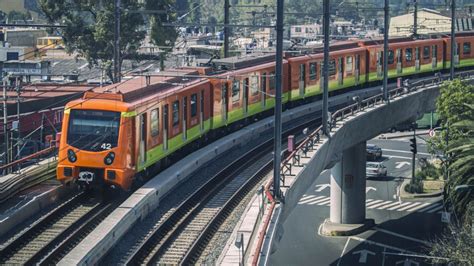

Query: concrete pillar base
[320,218,375,237]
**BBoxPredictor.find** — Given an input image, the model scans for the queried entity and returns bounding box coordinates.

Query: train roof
[1,83,95,113]
[88,69,208,104]
[209,53,276,71]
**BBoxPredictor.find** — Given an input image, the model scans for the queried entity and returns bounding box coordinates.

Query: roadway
[268,135,444,266]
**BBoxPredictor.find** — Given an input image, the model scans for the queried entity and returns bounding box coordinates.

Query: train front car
[57,92,135,190]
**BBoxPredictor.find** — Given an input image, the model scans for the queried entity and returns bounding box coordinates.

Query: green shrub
[405,176,424,193]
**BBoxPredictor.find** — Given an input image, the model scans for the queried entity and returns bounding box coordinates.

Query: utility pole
[450,0,456,80]
[15,76,21,170]
[322,0,330,135]
[273,0,284,199]
[114,0,121,83]
[411,127,417,182]
[224,0,230,58]
[2,77,9,171]
[413,0,418,37]
[383,0,389,102]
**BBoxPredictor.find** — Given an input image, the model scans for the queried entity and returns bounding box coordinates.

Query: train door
[139,113,147,165]
[200,90,204,132]
[244,78,249,114]
[415,47,420,71]
[432,44,438,68]
[377,51,383,78]
[261,73,266,108]
[397,49,403,74]
[299,64,305,97]
[183,96,187,140]
[163,104,169,150]
[222,83,228,123]
[355,54,360,84]
[338,57,344,85]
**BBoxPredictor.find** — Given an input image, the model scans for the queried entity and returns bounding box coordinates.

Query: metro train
[57,33,474,190]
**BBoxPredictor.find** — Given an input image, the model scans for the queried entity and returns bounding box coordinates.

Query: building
[3,28,47,47]
[0,46,35,61]
[390,8,474,37]
[290,24,321,43]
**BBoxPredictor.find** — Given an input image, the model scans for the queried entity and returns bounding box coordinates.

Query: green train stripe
[138,119,211,171]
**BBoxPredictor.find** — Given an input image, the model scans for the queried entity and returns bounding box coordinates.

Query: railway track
[123,115,322,265]
[0,190,119,265]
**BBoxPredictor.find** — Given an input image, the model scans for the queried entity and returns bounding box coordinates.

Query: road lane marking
[298,196,441,214]
[378,201,403,210]
[416,202,442,213]
[300,196,327,205]
[406,202,431,212]
[368,200,394,209]
[383,148,431,156]
[387,201,412,210]
[366,200,384,207]
[300,194,314,201]
[316,199,331,205]
[398,202,422,211]
[374,227,431,246]
[427,205,444,213]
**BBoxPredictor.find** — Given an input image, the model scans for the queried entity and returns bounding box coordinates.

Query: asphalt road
[268,137,445,266]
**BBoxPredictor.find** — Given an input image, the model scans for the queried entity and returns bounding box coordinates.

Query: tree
[429,221,474,265]
[430,79,474,219]
[39,0,146,82]
[446,103,474,217]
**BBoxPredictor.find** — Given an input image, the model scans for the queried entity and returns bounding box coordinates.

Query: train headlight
[104,152,115,165]
[67,149,77,163]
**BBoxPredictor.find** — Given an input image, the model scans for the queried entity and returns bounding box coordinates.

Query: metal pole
[114,0,121,83]
[412,126,416,182]
[273,0,284,199]
[2,78,9,171]
[15,77,20,170]
[383,0,389,102]
[224,0,230,58]
[413,0,418,37]
[450,0,456,80]
[322,0,330,135]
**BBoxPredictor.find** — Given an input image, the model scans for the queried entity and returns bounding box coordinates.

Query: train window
[190,93,198,117]
[232,80,240,103]
[151,109,159,137]
[345,57,353,73]
[269,72,276,91]
[172,100,179,126]
[250,75,259,96]
[463,42,471,55]
[388,50,394,64]
[328,59,336,76]
[309,62,317,80]
[405,48,413,61]
[423,46,430,59]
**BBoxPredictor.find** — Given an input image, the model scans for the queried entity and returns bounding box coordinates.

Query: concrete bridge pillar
[322,141,374,235]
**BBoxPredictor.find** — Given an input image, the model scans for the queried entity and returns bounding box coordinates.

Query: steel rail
[0,191,113,265]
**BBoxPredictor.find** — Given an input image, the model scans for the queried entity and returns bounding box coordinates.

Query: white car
[366,162,388,177]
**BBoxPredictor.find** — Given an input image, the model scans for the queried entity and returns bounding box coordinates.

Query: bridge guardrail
[252,70,474,265]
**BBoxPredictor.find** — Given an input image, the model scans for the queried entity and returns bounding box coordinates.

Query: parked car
[366,162,388,178]
[387,121,417,133]
[366,144,382,160]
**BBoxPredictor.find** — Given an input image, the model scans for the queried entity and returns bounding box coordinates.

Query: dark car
[366,144,382,160]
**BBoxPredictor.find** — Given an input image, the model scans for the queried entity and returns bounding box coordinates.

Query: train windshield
[67,109,121,152]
